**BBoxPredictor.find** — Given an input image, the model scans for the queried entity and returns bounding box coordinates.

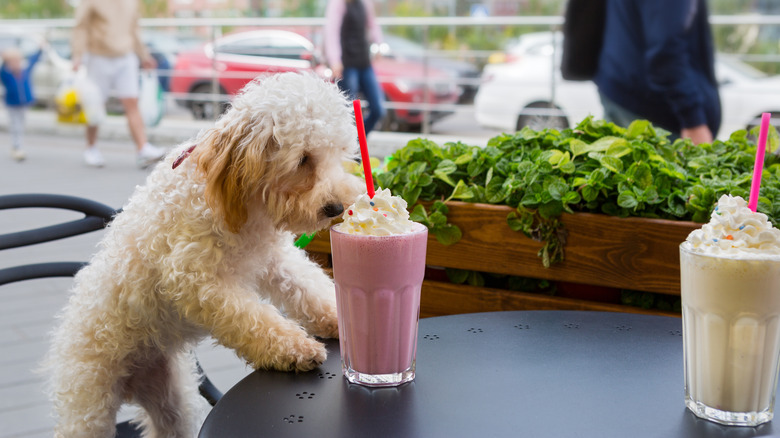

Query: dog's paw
[305,304,339,339]
[273,336,327,373]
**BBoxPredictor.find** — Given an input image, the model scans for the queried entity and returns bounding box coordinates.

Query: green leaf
[410,204,429,223]
[599,155,624,173]
[433,224,462,246]
[546,180,569,201]
[449,180,475,201]
[606,139,632,158]
[544,149,566,166]
[445,268,469,284]
[418,173,433,187]
[581,185,599,202]
[569,139,589,157]
[428,211,448,227]
[768,124,780,153]
[625,120,654,139]
[538,201,563,219]
[466,270,485,287]
[436,159,457,175]
[486,175,509,203]
[627,162,653,189]
[589,136,622,152]
[559,161,576,174]
[454,153,473,165]
[431,200,449,215]
[401,185,422,205]
[562,191,581,204]
[434,170,457,187]
[507,211,527,232]
[617,191,639,209]
[406,161,427,179]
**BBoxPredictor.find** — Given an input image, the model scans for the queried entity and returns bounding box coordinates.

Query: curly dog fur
[44,72,363,437]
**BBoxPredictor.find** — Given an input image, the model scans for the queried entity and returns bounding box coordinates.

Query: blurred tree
[140,0,169,17]
[282,0,322,17]
[0,0,69,18]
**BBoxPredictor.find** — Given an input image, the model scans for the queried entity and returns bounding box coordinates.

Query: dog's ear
[195,121,275,233]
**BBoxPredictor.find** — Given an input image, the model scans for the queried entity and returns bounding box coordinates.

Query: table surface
[199,311,779,438]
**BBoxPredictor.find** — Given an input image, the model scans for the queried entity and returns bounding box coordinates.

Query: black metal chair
[0,193,222,436]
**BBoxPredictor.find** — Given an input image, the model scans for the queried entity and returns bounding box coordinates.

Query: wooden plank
[308,202,699,296]
[419,280,680,319]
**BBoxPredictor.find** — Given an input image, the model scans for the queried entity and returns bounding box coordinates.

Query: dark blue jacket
[1,49,42,107]
[594,0,721,137]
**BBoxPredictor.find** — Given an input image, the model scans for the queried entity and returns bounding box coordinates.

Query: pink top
[324,0,384,68]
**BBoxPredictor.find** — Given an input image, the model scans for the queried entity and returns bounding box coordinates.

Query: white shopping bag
[74,74,106,126]
[139,71,164,127]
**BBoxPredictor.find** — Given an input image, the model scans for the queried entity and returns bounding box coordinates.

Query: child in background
[1,46,43,161]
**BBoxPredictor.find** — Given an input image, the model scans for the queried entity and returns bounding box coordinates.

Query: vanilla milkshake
[331,188,428,386]
[681,194,780,426]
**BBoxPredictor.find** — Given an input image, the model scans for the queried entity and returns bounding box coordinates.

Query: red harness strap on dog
[172,145,197,169]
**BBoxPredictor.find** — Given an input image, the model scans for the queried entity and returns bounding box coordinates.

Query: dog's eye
[298,154,309,167]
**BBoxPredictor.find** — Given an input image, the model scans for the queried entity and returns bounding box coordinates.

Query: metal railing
[1,15,778,134]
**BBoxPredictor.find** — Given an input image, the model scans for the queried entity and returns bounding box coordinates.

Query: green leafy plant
[376,116,780,266]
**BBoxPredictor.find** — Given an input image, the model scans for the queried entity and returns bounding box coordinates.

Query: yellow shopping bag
[55,85,87,124]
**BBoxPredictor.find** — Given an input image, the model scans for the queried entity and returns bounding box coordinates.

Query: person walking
[1,46,43,162]
[71,0,166,168]
[593,0,720,144]
[325,0,386,136]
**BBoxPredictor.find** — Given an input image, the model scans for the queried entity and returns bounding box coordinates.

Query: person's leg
[7,106,26,160]
[86,125,99,147]
[357,66,385,135]
[114,54,165,167]
[339,68,360,100]
[113,54,145,152]
[8,106,24,150]
[84,54,111,149]
[120,97,147,152]
[83,54,109,166]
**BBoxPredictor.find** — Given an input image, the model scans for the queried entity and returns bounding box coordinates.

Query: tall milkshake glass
[680,194,780,426]
[331,222,427,386]
[681,243,780,426]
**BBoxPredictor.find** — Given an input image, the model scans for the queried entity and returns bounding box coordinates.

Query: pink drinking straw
[748,112,772,212]
[353,99,375,198]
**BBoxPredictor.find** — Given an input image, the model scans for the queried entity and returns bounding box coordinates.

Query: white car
[474,31,780,139]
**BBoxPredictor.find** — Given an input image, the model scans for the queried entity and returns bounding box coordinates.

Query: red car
[170,29,460,130]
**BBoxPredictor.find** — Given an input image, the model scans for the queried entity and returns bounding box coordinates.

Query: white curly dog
[45,72,363,437]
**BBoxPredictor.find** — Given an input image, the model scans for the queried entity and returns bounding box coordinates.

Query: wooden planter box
[307,201,699,318]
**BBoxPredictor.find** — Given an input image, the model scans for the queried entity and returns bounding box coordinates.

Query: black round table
[199,311,779,437]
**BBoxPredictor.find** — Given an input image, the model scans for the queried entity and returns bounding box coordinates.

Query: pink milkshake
[330,188,428,386]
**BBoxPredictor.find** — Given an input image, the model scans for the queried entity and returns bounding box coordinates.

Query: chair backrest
[0,193,118,284]
[0,193,222,436]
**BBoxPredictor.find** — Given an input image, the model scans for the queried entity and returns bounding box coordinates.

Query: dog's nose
[322,203,344,218]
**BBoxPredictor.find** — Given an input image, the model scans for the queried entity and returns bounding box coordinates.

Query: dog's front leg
[260,246,339,339]
[175,285,326,372]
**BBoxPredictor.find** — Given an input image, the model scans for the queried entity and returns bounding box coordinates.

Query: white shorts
[85,53,140,103]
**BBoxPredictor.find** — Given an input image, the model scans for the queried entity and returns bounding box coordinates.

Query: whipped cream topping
[685,194,780,256]
[337,188,416,236]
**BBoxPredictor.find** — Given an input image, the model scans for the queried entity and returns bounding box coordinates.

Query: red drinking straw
[353,99,375,198]
[748,112,771,212]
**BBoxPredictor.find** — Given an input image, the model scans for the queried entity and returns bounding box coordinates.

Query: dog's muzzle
[321,203,344,218]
